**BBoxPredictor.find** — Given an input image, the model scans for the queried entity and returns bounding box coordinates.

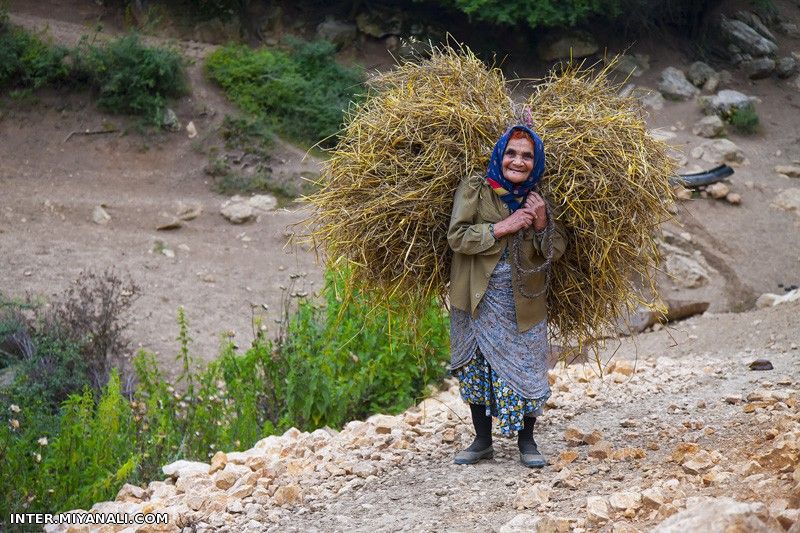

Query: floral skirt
[454,350,550,436]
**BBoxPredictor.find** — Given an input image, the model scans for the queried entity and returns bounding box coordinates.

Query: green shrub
[206,39,364,147]
[75,34,187,124]
[0,23,69,90]
[727,104,759,134]
[0,268,449,522]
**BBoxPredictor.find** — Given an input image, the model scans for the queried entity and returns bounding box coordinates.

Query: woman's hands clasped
[492,193,547,239]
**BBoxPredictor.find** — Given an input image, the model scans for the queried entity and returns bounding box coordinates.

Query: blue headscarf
[485,125,545,212]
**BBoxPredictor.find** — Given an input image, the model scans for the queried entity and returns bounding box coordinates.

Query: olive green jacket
[447,172,567,332]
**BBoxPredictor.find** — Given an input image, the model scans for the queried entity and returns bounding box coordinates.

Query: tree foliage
[444,0,622,28]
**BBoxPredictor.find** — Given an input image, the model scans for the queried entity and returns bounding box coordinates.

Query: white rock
[653,496,779,532]
[775,165,800,178]
[773,188,800,214]
[658,67,700,100]
[186,121,198,138]
[691,139,745,165]
[706,182,730,199]
[247,194,277,212]
[162,460,209,478]
[701,89,757,117]
[692,115,725,138]
[515,484,552,509]
[587,496,611,523]
[92,205,111,225]
[609,491,642,511]
[221,200,255,224]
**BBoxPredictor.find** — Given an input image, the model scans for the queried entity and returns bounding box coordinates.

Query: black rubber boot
[454,404,494,464]
[518,416,546,468]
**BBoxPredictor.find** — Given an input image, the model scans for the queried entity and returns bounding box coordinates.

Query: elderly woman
[448,124,566,467]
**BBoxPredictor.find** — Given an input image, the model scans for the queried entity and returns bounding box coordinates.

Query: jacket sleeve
[447,175,503,256]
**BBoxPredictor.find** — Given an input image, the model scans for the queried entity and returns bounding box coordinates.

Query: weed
[727,104,759,135]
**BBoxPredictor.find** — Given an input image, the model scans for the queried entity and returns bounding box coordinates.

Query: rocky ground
[47,298,800,533]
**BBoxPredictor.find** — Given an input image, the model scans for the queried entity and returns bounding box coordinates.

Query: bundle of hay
[304,47,677,357]
[527,62,677,356]
[305,46,512,313]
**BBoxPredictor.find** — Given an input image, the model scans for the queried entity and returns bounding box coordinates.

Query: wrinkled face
[502,136,535,185]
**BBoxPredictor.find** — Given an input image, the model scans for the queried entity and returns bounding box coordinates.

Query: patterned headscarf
[485,125,545,212]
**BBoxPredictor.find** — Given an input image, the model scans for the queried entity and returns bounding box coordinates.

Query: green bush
[76,34,188,124]
[0,268,449,522]
[0,23,69,90]
[206,39,364,147]
[727,104,759,135]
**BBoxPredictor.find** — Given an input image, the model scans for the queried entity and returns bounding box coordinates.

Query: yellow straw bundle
[303,47,677,357]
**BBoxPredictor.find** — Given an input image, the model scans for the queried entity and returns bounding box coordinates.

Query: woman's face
[502,137,535,184]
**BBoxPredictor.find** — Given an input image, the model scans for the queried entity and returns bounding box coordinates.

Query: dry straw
[302,46,676,358]
[526,61,677,358]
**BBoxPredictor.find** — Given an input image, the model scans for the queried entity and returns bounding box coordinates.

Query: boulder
[687,61,716,87]
[691,139,745,165]
[664,299,710,322]
[613,54,649,77]
[720,16,778,57]
[220,197,255,224]
[162,108,181,132]
[609,491,642,511]
[653,496,781,532]
[742,57,775,79]
[664,251,712,289]
[777,57,798,79]
[734,10,777,42]
[162,460,209,478]
[702,89,757,116]
[537,33,598,61]
[658,67,700,100]
[757,289,800,308]
[692,115,725,138]
[247,194,277,212]
[776,165,800,178]
[316,17,358,49]
[773,188,800,214]
[635,88,665,110]
[272,484,302,506]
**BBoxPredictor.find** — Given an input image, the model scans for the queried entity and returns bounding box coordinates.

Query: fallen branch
[63,128,119,143]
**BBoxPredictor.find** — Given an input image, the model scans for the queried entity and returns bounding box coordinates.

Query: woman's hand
[525,193,547,231]
[492,206,536,238]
